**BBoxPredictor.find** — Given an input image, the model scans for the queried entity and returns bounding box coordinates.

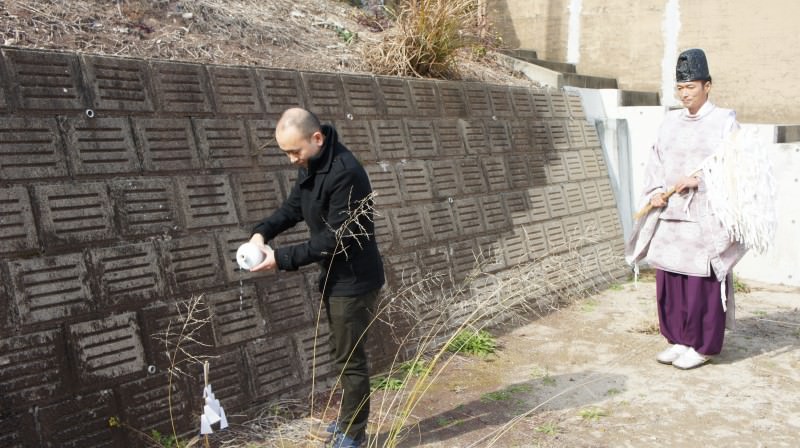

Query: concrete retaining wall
[0,47,625,447]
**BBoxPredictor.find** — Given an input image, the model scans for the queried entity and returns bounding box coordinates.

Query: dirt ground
[347,277,800,447]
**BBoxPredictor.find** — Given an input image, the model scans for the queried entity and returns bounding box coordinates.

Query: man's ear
[312,130,324,147]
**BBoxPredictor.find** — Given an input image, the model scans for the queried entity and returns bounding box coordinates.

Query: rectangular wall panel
[150,60,213,113]
[3,48,85,110]
[64,117,140,175]
[0,330,66,407]
[90,242,163,308]
[255,68,305,114]
[0,186,38,254]
[161,234,224,295]
[133,118,202,171]
[207,286,266,346]
[82,54,154,112]
[112,177,179,236]
[208,66,264,114]
[176,175,239,229]
[38,391,121,448]
[246,336,301,397]
[68,312,145,383]
[260,276,311,332]
[0,117,68,180]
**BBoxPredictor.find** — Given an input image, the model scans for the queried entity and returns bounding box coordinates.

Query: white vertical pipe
[567,0,582,64]
[661,0,681,107]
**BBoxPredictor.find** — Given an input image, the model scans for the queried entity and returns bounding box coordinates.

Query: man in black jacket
[248,107,384,447]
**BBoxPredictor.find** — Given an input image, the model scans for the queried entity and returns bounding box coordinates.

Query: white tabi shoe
[672,347,710,370]
[655,344,689,364]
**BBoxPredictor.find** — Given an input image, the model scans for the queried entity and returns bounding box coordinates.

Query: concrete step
[619,90,660,106]
[501,49,577,73]
[562,72,618,89]
[776,125,800,143]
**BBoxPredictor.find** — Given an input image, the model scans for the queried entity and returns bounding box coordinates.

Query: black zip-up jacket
[252,125,385,297]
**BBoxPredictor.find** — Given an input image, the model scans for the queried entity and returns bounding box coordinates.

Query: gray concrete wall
[489,0,800,124]
[0,47,625,447]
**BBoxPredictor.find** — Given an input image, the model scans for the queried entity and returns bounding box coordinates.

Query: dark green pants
[324,289,380,438]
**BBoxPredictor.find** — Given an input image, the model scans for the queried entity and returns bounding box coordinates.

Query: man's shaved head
[276,107,321,139]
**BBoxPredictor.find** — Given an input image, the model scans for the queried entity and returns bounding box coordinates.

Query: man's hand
[649,192,667,208]
[248,234,277,272]
[674,176,700,194]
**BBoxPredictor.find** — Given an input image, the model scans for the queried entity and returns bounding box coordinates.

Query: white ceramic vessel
[236,242,268,270]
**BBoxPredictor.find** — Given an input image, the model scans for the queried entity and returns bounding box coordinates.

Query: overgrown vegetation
[446,329,497,356]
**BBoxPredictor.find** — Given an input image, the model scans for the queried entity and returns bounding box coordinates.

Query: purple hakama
[656,269,726,356]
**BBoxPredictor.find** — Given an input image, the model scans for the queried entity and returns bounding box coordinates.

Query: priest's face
[676,80,711,114]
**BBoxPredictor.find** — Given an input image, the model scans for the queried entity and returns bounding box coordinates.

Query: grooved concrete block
[523,223,548,260]
[207,286,266,346]
[463,82,493,118]
[424,202,458,242]
[580,212,600,233]
[390,207,429,247]
[460,120,489,154]
[151,60,213,113]
[0,186,38,255]
[545,185,569,218]
[545,153,569,183]
[580,148,602,178]
[0,53,8,111]
[194,118,253,169]
[260,276,311,332]
[111,177,179,236]
[0,330,66,407]
[249,118,292,168]
[527,187,550,221]
[503,190,532,226]
[246,336,302,397]
[597,178,617,208]
[531,121,551,149]
[334,119,376,161]
[434,119,466,156]
[481,194,511,230]
[0,117,68,180]
[482,156,510,192]
[342,74,381,117]
[205,348,251,418]
[90,242,163,307]
[429,160,459,198]
[449,238,478,281]
[457,158,487,195]
[160,234,225,294]
[564,183,587,214]
[509,86,535,117]
[38,390,122,448]
[34,182,115,247]
[476,235,506,272]
[562,216,582,241]
[530,89,552,118]
[38,389,125,448]
[580,180,603,211]
[567,121,585,148]
[68,312,145,382]
[8,253,93,325]
[503,230,529,266]
[365,163,402,207]
[582,121,601,147]
[488,85,514,118]
[506,155,531,189]
[404,119,438,158]
[372,120,409,159]
[563,150,586,180]
[138,301,214,370]
[486,121,512,153]
[81,54,154,112]
[566,92,586,119]
[419,244,452,280]
[386,252,421,287]
[208,66,264,114]
[544,220,567,252]
[437,81,468,117]
[549,92,570,118]
[377,77,414,116]
[509,121,534,152]
[398,161,434,201]
[2,48,86,110]
[133,117,202,171]
[301,72,346,118]
[176,175,239,229]
[373,209,394,252]
[597,208,623,237]
[529,154,549,186]
[408,79,442,117]
[547,121,570,150]
[293,324,335,380]
[63,117,141,175]
[117,373,191,445]
[0,411,37,447]
[232,170,284,225]
[453,198,485,236]
[255,68,305,114]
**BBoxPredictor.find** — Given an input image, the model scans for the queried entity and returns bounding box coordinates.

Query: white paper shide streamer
[701,128,777,254]
[200,362,228,435]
